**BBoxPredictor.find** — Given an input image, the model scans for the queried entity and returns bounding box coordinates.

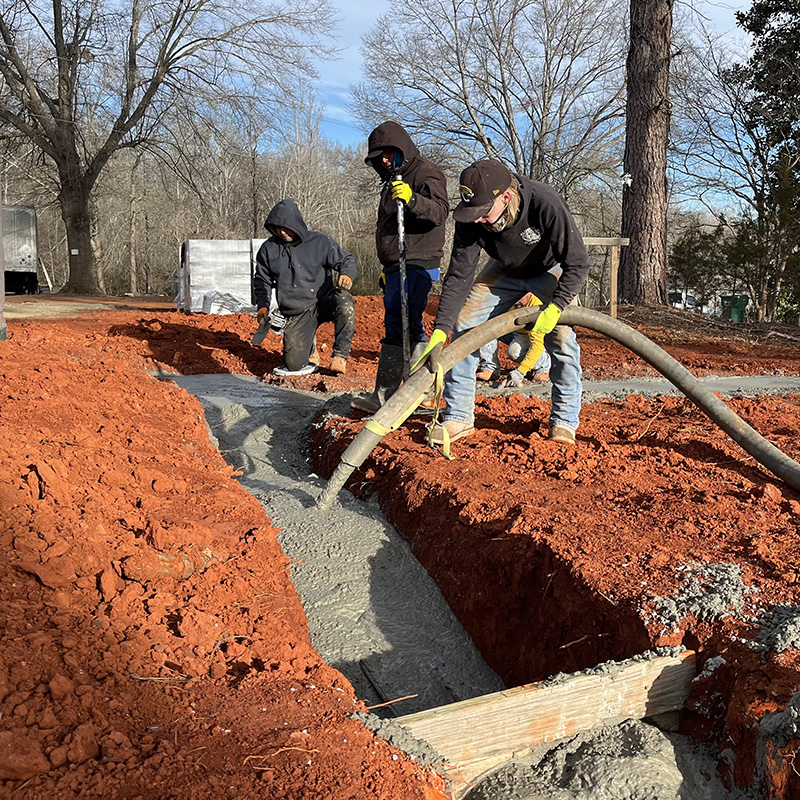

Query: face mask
[482,208,509,233]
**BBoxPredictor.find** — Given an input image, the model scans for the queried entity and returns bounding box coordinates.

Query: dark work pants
[282,289,355,371]
[382,269,435,346]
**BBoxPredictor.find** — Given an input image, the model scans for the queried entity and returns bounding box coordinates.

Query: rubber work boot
[273,363,317,377]
[350,343,404,412]
[330,355,347,375]
[548,424,576,445]
[429,419,475,446]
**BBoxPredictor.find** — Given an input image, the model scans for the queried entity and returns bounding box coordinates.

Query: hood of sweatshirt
[264,198,309,243]
[365,121,420,179]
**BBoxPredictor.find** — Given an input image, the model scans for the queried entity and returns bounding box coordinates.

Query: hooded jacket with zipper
[253,199,357,318]
[365,121,449,271]
[434,174,590,335]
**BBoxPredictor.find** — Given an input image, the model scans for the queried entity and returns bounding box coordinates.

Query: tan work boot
[429,419,475,446]
[330,355,347,375]
[476,368,497,382]
[548,424,576,445]
[533,371,550,382]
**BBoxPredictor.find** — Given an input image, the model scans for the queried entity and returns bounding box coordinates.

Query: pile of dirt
[0,313,446,798]
[6,294,800,387]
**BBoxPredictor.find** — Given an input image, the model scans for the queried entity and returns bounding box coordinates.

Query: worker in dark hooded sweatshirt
[254,198,357,377]
[351,120,449,412]
[413,159,590,446]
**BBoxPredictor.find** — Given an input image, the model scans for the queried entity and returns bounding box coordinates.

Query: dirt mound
[0,320,446,798]
[4,295,800,797]
[6,295,800,388]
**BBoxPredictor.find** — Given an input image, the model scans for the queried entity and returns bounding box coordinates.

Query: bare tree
[671,33,800,321]
[0,0,334,293]
[353,0,627,195]
[618,0,673,305]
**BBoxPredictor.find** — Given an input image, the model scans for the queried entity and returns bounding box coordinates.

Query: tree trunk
[619,0,672,306]
[129,159,140,295]
[60,179,100,295]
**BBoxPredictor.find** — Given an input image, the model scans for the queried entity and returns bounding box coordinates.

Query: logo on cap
[460,185,474,203]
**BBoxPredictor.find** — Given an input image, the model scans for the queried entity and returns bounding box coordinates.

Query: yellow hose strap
[365,419,392,437]
[425,365,455,459]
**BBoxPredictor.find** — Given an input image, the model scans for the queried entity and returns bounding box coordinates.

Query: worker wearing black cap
[414,159,590,446]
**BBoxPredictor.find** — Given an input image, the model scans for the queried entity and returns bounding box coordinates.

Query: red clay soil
[3,294,800,797]
[310,394,800,796]
[0,299,447,799]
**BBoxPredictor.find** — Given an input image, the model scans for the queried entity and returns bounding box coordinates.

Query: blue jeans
[383,269,435,346]
[443,260,582,431]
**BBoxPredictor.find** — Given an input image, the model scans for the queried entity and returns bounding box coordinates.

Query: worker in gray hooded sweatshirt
[254,198,357,376]
[351,120,449,411]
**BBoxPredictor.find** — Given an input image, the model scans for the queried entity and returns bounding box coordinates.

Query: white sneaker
[273,364,317,377]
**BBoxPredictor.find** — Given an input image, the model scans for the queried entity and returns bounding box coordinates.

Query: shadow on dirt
[110,319,279,376]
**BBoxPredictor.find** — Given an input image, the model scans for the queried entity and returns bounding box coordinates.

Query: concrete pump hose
[316,305,800,510]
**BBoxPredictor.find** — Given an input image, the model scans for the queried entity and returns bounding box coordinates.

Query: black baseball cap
[453,160,512,223]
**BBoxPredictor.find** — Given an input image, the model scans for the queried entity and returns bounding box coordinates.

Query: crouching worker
[254,199,357,377]
[413,159,590,446]
[351,120,449,411]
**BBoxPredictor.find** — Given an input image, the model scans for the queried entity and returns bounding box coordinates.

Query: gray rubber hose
[316,306,800,510]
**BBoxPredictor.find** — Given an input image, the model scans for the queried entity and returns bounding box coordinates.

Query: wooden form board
[396,650,695,796]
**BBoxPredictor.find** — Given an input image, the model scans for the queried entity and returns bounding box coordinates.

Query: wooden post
[396,649,695,796]
[610,245,619,319]
[582,237,629,317]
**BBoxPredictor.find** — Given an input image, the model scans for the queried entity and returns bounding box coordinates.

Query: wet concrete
[170,374,505,718]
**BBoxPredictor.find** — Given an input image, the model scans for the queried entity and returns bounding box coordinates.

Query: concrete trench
[166,373,792,799]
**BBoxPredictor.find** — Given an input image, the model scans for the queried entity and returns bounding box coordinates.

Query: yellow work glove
[411,328,447,374]
[338,274,353,291]
[391,180,413,204]
[378,271,386,293]
[257,307,268,323]
[532,302,561,335]
[515,292,545,374]
[517,332,546,374]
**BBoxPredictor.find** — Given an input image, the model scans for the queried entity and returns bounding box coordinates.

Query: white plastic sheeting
[178,239,266,313]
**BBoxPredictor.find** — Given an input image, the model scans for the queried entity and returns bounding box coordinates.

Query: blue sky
[314,0,750,149]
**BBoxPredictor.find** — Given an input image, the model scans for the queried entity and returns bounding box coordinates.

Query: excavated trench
[165,372,800,798]
[307,381,800,798]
